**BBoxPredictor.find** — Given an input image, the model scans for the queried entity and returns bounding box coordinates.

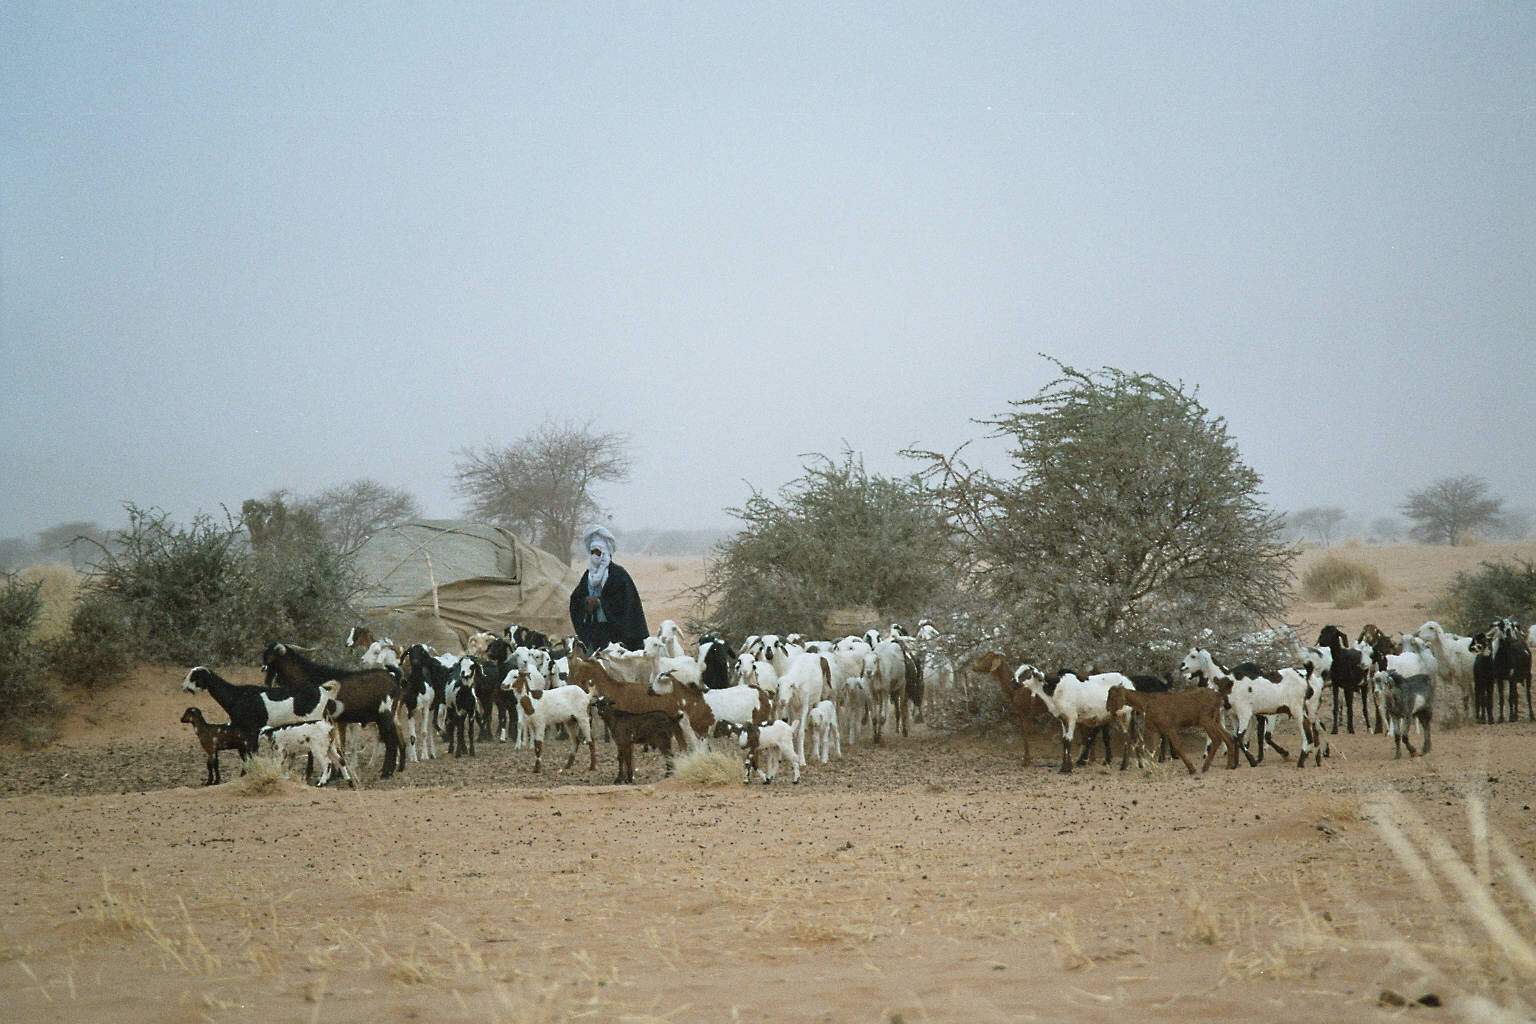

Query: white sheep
[360,640,401,671]
[762,647,835,759]
[260,720,353,788]
[731,720,803,784]
[840,674,872,746]
[809,699,841,764]
[656,619,688,659]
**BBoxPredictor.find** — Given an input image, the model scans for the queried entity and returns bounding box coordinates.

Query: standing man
[569,525,649,653]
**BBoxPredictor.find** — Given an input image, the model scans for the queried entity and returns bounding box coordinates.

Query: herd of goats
[176,613,1536,787]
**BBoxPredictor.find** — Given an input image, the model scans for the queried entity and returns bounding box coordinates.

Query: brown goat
[260,642,408,777]
[590,696,686,783]
[1104,685,1237,774]
[970,651,1044,764]
[180,707,252,785]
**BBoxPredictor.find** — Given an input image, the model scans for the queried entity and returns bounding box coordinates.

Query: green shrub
[1301,555,1385,607]
[1435,559,1536,635]
[50,504,361,669]
[0,575,60,743]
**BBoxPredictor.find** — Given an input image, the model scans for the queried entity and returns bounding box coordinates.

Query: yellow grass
[671,746,741,786]
[17,563,81,641]
[1301,554,1386,607]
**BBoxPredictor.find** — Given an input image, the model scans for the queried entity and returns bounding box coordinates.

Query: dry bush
[0,574,60,745]
[226,752,290,796]
[671,746,740,786]
[1301,555,1386,607]
[16,564,80,642]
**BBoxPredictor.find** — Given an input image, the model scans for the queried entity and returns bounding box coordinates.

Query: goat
[867,640,907,744]
[1489,619,1533,722]
[1179,649,1287,763]
[1318,626,1372,734]
[443,673,478,757]
[182,666,339,757]
[1104,686,1235,773]
[1014,666,1136,774]
[1375,671,1434,758]
[1415,621,1476,718]
[656,619,688,659]
[718,720,804,784]
[260,642,407,778]
[567,655,703,749]
[970,651,1039,764]
[590,695,686,783]
[400,644,451,758]
[260,719,354,787]
[1218,666,1320,769]
[360,640,401,672]
[808,699,842,764]
[697,634,738,690]
[1471,633,1497,725]
[505,624,551,651]
[507,670,595,774]
[179,707,252,785]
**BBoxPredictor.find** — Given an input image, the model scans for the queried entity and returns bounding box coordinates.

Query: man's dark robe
[569,562,649,653]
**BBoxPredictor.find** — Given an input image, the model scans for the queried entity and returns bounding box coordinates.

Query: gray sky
[3,2,1533,540]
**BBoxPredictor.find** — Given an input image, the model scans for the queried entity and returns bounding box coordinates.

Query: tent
[352,520,580,649]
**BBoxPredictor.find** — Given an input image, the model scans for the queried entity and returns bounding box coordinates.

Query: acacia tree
[299,479,423,553]
[690,452,950,640]
[909,362,1294,672]
[453,419,632,560]
[1292,506,1348,547]
[1400,475,1504,545]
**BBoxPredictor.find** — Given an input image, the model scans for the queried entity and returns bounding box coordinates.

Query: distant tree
[1399,475,1504,546]
[1368,516,1406,544]
[241,492,325,552]
[299,479,423,553]
[1292,506,1348,548]
[690,452,950,639]
[910,362,1294,671]
[453,419,632,560]
[35,521,109,569]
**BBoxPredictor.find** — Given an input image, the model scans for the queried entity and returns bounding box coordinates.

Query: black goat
[1319,625,1371,734]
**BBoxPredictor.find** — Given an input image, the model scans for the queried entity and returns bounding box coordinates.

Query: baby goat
[1104,686,1235,774]
[590,695,686,784]
[179,707,252,785]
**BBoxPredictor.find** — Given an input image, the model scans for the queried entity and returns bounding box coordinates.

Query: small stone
[1378,990,1407,1007]
[1417,994,1442,1007]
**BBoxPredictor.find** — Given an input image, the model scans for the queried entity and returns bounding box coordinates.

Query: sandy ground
[3,542,1535,1023]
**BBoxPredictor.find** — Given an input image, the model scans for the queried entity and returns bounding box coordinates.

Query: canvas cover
[352,520,580,650]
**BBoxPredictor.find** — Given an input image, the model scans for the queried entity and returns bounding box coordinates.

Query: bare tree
[909,362,1294,672]
[299,479,423,553]
[1292,506,1348,547]
[1399,475,1504,545]
[453,419,632,560]
[1368,516,1406,544]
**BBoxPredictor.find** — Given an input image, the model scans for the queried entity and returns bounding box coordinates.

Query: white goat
[840,674,872,746]
[1415,621,1475,713]
[260,720,353,788]
[728,720,803,784]
[1015,667,1136,773]
[656,619,688,659]
[360,640,401,671]
[1220,667,1319,768]
[809,699,842,764]
[507,672,594,773]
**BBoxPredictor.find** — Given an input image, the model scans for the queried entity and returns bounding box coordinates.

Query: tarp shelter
[352,520,580,650]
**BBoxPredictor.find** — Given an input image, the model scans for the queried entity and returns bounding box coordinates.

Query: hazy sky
[3,3,1533,541]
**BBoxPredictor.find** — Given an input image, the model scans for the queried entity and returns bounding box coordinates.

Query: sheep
[1489,620,1533,722]
[260,719,354,788]
[1014,666,1136,774]
[808,699,842,764]
[465,630,498,659]
[867,640,907,744]
[260,643,408,778]
[718,719,804,784]
[181,667,340,756]
[1104,686,1236,773]
[443,673,478,757]
[506,670,595,774]
[179,707,253,785]
[590,695,686,783]
[598,637,703,693]
[1317,625,1373,734]
[1415,621,1476,717]
[764,650,835,760]
[1375,671,1434,758]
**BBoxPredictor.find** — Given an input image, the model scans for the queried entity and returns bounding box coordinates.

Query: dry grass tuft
[671,746,740,787]
[1301,555,1386,608]
[226,752,290,797]
[1186,893,1220,946]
